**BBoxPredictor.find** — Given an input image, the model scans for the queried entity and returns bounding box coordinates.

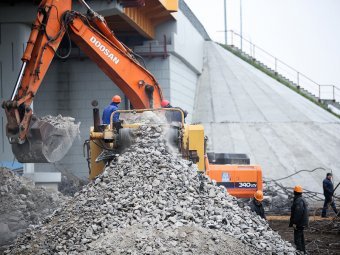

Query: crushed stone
[6,112,296,254]
[0,168,66,251]
[38,114,80,162]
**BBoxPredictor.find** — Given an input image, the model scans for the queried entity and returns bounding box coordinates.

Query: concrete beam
[0,0,123,24]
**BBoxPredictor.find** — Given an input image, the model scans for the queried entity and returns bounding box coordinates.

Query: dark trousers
[294,227,306,253]
[321,196,338,217]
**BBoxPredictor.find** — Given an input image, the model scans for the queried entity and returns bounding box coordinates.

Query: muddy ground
[268,216,340,255]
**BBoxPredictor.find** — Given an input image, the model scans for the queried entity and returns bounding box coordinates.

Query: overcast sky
[184,0,340,94]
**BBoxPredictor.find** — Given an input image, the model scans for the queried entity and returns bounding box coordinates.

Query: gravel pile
[0,168,65,250]
[7,112,296,254]
[263,181,292,213]
[89,224,254,255]
[58,170,88,196]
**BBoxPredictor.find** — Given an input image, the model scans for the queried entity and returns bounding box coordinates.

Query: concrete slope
[192,41,340,194]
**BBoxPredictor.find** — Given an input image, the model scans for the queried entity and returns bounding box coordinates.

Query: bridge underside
[0,0,178,41]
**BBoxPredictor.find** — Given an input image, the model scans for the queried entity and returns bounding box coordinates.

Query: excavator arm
[2,0,163,163]
[67,11,162,108]
[3,0,72,145]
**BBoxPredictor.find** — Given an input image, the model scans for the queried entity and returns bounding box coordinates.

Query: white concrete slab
[192,41,340,195]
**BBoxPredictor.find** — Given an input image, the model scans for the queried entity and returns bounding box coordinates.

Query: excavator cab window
[165,110,181,123]
[164,108,185,124]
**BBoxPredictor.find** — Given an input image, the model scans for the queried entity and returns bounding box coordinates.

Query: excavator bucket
[12,115,80,163]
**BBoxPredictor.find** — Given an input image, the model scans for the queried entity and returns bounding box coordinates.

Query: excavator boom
[2,0,163,163]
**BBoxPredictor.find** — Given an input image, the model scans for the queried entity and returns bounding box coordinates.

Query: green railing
[226,30,340,103]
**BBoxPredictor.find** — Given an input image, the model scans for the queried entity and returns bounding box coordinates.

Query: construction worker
[102,95,121,124]
[289,185,309,254]
[161,99,171,108]
[249,190,266,219]
[321,173,338,217]
[161,99,187,122]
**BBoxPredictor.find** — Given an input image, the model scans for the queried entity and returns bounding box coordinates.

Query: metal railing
[226,30,340,103]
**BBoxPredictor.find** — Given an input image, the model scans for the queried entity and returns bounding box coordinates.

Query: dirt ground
[268,216,340,255]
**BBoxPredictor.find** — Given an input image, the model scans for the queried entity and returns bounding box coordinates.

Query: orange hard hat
[161,99,170,108]
[112,95,121,103]
[254,190,264,201]
[294,185,303,193]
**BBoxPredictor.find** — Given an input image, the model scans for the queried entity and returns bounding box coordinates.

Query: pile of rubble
[58,169,88,196]
[88,224,254,255]
[7,112,296,254]
[0,168,65,250]
[263,180,292,213]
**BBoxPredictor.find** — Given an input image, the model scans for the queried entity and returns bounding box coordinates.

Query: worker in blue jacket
[102,95,121,124]
[321,173,338,217]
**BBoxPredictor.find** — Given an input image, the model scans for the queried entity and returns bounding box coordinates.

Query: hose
[263,167,339,203]
[271,167,328,182]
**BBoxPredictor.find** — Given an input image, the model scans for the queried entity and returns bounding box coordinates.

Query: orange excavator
[2,0,162,163]
[2,0,262,198]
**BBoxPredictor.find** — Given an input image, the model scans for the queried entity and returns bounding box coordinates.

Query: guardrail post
[274,58,277,75]
[333,86,335,102]
[231,31,234,46]
[253,45,255,59]
[318,85,321,102]
[240,35,243,51]
[297,72,300,89]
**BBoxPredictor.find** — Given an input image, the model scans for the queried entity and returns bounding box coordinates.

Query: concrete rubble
[0,168,66,250]
[263,181,291,213]
[39,114,80,162]
[40,115,79,130]
[6,112,296,254]
[58,170,88,196]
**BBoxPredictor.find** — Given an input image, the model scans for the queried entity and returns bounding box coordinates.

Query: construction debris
[89,224,255,255]
[263,180,292,213]
[263,168,339,214]
[38,115,80,162]
[6,113,296,254]
[57,168,89,196]
[0,168,66,250]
